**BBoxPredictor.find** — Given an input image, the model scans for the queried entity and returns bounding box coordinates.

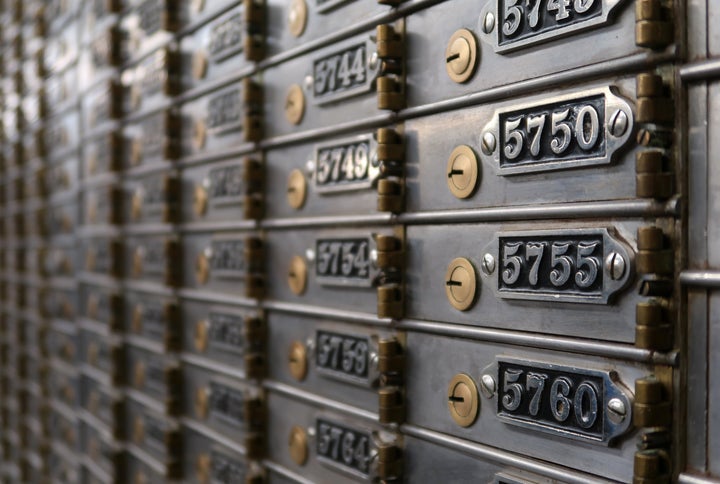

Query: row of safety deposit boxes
[0,0,687,483]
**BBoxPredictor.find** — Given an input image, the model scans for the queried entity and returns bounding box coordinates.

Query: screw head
[605,252,626,281]
[607,397,626,424]
[446,145,480,199]
[304,75,313,91]
[609,109,629,138]
[481,132,496,155]
[447,373,480,427]
[445,29,478,84]
[285,84,306,125]
[482,12,495,34]
[481,253,496,275]
[288,255,308,295]
[286,169,307,209]
[445,257,478,311]
[480,374,496,398]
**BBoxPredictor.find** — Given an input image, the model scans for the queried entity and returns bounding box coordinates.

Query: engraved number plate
[480,87,633,175]
[314,134,381,194]
[207,88,244,135]
[481,0,627,53]
[208,10,244,61]
[207,312,245,354]
[208,239,246,278]
[209,382,246,427]
[315,238,372,287]
[206,165,245,206]
[311,40,380,105]
[490,358,632,445]
[210,447,247,483]
[485,228,632,304]
[316,418,371,478]
[315,331,372,385]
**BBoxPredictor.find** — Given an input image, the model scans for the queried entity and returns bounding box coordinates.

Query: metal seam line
[400,424,618,484]
[180,418,248,457]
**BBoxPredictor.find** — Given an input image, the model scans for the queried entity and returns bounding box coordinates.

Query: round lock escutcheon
[194,319,209,352]
[193,119,207,149]
[192,51,208,80]
[288,255,308,295]
[133,360,146,388]
[131,189,143,221]
[288,425,308,465]
[445,257,478,311]
[196,252,210,284]
[132,248,144,278]
[130,139,143,166]
[287,0,307,38]
[285,84,305,125]
[87,341,99,366]
[194,184,208,216]
[196,453,211,484]
[288,341,308,381]
[445,28,479,84]
[131,304,143,333]
[446,145,480,199]
[195,386,209,419]
[447,373,480,427]
[133,415,145,443]
[286,169,307,209]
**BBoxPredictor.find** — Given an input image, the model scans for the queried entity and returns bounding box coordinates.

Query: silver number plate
[316,418,372,479]
[313,134,381,194]
[483,227,633,304]
[480,0,628,53]
[315,330,376,386]
[207,9,244,62]
[315,237,378,287]
[205,164,246,207]
[210,447,247,483]
[480,87,633,175]
[310,38,381,106]
[207,239,246,279]
[207,86,244,135]
[485,357,633,445]
[207,311,246,355]
[208,381,246,427]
